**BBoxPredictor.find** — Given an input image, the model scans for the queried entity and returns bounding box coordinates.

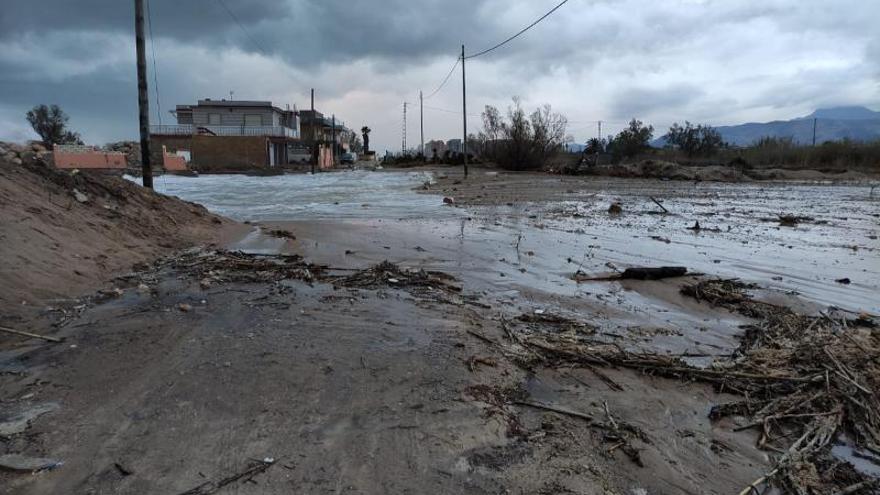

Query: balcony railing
[150,124,298,139]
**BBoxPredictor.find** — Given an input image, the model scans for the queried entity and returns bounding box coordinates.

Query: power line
[423,104,481,118]
[423,56,460,100]
[466,0,571,60]
[145,0,161,125]
[215,0,269,56]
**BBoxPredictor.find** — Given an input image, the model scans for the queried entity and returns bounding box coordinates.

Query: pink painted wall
[53,149,126,169]
[163,152,187,171]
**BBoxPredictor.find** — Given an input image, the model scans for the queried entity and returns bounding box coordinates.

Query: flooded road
[145,170,879,326]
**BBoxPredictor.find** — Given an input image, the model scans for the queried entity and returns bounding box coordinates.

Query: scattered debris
[332,260,462,302]
[649,196,668,214]
[836,278,852,285]
[573,266,688,282]
[114,462,134,476]
[178,303,193,312]
[608,202,623,214]
[0,325,62,343]
[620,267,687,280]
[0,403,60,437]
[778,214,814,227]
[178,458,275,495]
[0,454,63,473]
[443,196,455,205]
[72,189,89,203]
[480,278,878,493]
[266,229,296,240]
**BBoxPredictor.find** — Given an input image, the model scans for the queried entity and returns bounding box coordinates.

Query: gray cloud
[1,0,878,150]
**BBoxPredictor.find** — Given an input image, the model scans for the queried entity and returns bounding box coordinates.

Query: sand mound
[0,151,239,323]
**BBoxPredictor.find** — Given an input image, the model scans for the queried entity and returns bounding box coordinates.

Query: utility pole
[461,44,468,178]
[596,120,602,165]
[310,88,316,174]
[402,102,407,154]
[419,90,425,159]
[134,0,153,188]
[812,118,817,147]
[331,114,336,166]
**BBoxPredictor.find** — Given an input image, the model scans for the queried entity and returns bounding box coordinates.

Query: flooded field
[147,170,879,322]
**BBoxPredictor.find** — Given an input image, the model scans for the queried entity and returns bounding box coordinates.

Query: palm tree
[361,126,371,154]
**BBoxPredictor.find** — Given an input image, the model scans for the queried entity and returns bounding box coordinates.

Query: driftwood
[649,196,669,213]
[0,325,62,343]
[513,400,593,422]
[573,266,688,283]
[619,267,687,280]
[178,459,275,495]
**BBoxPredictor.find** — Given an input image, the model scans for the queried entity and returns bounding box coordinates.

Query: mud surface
[3,167,878,493]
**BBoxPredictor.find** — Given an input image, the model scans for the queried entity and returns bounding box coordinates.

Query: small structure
[150,99,300,172]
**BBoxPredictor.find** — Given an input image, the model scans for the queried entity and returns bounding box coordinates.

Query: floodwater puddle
[139,171,879,356]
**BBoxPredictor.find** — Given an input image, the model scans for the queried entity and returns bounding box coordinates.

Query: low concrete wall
[150,135,193,167]
[53,146,126,170]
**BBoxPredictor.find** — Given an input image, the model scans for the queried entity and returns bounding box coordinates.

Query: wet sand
[3,167,878,493]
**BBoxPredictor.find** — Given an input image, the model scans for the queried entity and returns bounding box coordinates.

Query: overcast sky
[1,0,878,151]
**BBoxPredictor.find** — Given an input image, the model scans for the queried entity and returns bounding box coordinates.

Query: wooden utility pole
[461,45,468,178]
[134,0,153,188]
[331,114,336,166]
[419,90,425,159]
[812,118,817,147]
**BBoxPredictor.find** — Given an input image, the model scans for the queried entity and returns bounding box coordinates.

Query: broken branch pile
[499,279,879,493]
[331,260,462,299]
[164,249,321,285]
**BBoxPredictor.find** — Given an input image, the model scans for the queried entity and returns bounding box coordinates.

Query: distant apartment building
[446,139,463,153]
[150,99,300,172]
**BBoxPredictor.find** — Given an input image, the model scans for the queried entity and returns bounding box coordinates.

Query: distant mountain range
[651,106,880,147]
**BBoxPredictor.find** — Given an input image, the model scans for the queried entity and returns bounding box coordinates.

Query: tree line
[473,98,731,170]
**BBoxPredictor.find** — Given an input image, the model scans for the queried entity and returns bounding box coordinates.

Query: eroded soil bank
[2,165,878,494]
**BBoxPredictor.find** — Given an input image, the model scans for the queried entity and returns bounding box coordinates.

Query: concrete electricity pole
[134,0,153,188]
[461,45,468,178]
[402,102,407,154]
[331,114,336,166]
[419,90,425,159]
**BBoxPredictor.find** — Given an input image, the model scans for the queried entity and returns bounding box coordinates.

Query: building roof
[175,99,294,115]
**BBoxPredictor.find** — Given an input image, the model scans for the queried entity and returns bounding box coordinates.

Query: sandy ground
[0,160,245,324]
[2,164,878,493]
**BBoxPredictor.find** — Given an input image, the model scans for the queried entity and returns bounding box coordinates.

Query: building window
[208,113,221,125]
[244,114,263,127]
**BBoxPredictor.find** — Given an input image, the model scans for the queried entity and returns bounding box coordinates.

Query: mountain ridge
[650,106,880,147]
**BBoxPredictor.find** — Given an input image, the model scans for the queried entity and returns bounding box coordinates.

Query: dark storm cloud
[0,0,506,66]
[1,0,878,148]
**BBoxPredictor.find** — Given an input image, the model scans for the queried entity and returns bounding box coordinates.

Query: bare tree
[479,98,569,171]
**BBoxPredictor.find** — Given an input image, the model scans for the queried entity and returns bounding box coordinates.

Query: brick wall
[191,135,268,172]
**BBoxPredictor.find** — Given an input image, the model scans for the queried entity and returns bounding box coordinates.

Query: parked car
[341,152,358,164]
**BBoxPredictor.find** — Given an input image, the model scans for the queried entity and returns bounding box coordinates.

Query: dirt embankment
[0,149,242,324]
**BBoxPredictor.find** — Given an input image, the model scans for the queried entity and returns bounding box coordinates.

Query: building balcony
[150,124,299,139]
